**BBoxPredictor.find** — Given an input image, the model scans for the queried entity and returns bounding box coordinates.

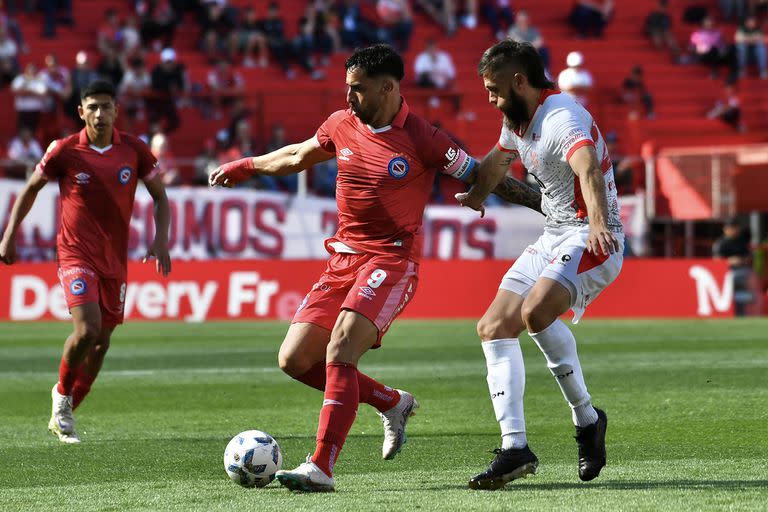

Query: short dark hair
[477,40,554,89]
[345,44,404,81]
[80,80,116,101]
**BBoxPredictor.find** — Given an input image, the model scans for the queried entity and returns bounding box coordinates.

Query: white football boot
[380,389,419,460]
[275,454,335,492]
[48,384,80,444]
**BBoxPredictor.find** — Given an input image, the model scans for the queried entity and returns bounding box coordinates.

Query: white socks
[482,338,528,449]
[529,319,599,427]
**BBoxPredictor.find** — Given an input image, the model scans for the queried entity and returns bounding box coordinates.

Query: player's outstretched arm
[209,137,335,188]
[569,145,620,256]
[0,172,47,265]
[457,146,542,216]
[142,175,172,276]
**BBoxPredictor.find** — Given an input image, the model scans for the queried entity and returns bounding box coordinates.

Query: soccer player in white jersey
[456,40,624,490]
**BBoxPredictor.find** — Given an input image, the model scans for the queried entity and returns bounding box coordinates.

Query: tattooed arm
[459,146,543,215]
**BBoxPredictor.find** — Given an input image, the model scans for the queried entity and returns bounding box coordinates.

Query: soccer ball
[223,430,283,488]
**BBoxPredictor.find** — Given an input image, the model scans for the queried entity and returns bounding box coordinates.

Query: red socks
[295,361,401,413]
[311,362,359,477]
[72,371,97,409]
[56,359,77,396]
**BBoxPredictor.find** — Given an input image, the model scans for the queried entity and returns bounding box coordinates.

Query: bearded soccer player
[0,80,171,443]
[209,44,541,492]
[455,40,623,489]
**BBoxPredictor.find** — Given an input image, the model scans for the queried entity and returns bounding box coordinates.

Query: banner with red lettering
[0,259,732,321]
[0,179,648,260]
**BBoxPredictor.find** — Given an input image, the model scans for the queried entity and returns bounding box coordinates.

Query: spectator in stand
[707,82,744,131]
[11,63,47,133]
[557,50,593,105]
[238,6,269,68]
[150,132,181,186]
[713,217,753,316]
[260,2,297,78]
[414,38,456,89]
[38,54,71,143]
[689,16,731,79]
[64,51,99,126]
[415,0,456,34]
[482,0,514,40]
[604,131,640,195]
[230,118,260,160]
[137,0,177,50]
[98,8,124,59]
[118,56,151,132]
[294,3,335,72]
[569,0,613,38]
[376,0,413,52]
[200,1,238,64]
[645,0,680,60]
[0,0,28,54]
[621,65,655,119]
[735,15,767,79]
[506,11,550,73]
[120,16,142,58]
[7,126,42,178]
[258,122,298,193]
[0,24,18,85]
[338,0,378,49]
[40,0,73,39]
[719,0,747,22]
[194,137,220,186]
[206,59,244,119]
[312,158,338,197]
[97,50,125,89]
[148,47,187,133]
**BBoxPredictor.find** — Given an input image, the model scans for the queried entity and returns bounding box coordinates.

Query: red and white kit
[497,90,624,321]
[36,128,158,327]
[293,99,476,341]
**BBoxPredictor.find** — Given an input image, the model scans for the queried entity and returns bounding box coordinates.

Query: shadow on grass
[425,480,768,492]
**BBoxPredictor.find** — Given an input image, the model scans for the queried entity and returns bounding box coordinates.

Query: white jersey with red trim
[498,90,623,233]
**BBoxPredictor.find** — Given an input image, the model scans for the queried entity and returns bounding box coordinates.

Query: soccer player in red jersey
[210,44,541,492]
[0,80,172,443]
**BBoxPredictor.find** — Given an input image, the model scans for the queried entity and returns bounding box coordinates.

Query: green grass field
[1,319,767,511]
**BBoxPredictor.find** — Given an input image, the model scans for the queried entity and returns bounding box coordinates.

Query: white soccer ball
[224,430,283,488]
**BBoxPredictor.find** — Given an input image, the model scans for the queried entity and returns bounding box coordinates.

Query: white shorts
[500,225,624,323]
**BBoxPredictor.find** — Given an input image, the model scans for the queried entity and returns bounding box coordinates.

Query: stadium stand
[0,0,766,174]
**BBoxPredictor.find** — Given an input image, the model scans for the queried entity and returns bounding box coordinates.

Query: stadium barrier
[0,259,733,322]
[0,178,648,260]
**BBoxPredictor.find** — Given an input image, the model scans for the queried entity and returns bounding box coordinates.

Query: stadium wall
[0,259,733,322]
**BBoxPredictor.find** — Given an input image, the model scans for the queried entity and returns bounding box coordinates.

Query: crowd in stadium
[0,0,767,198]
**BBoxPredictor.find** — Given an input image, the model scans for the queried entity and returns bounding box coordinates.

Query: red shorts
[292,252,419,347]
[58,266,126,328]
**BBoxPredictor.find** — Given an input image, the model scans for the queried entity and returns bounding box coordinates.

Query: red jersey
[315,99,475,262]
[35,128,158,277]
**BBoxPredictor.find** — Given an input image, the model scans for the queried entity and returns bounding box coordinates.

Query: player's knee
[73,322,101,345]
[277,349,308,377]
[477,316,513,341]
[521,300,551,333]
[92,339,110,359]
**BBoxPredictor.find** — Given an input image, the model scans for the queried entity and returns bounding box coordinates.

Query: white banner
[0,178,646,260]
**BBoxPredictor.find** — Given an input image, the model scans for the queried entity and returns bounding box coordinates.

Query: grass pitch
[0,319,766,511]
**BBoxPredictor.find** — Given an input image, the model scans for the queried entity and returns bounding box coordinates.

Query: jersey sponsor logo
[118,166,133,185]
[532,133,541,141]
[69,278,87,296]
[387,156,409,179]
[339,148,354,161]
[74,172,91,185]
[323,399,344,406]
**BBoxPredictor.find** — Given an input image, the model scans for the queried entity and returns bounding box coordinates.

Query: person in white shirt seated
[557,51,593,105]
[414,38,456,89]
